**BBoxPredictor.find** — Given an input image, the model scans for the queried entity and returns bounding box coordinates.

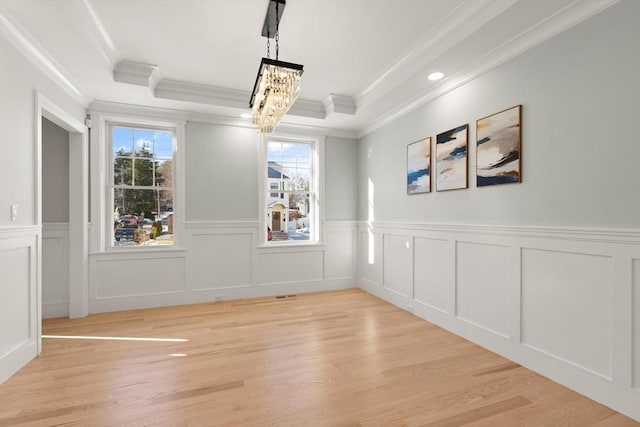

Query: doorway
[36,93,89,353]
[41,117,70,319]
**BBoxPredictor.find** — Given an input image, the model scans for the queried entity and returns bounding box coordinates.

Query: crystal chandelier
[249,0,303,133]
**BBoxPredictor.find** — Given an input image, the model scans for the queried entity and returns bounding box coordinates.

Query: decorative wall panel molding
[382,234,412,298]
[0,227,38,384]
[357,220,640,421]
[521,248,613,378]
[188,233,253,291]
[42,223,70,318]
[88,221,357,313]
[456,241,510,338]
[413,237,450,314]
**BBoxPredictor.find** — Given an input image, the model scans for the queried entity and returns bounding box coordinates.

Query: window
[269,182,279,198]
[264,137,321,243]
[110,125,175,247]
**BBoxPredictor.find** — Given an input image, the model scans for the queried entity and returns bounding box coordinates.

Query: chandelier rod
[275,0,279,60]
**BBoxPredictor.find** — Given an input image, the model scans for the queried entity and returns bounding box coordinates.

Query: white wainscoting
[324,223,357,281]
[382,234,413,299]
[188,232,253,291]
[256,249,324,285]
[42,223,69,318]
[0,226,38,384]
[359,226,383,286]
[456,241,511,339]
[89,221,357,313]
[521,248,613,378]
[413,237,450,314]
[357,221,640,422]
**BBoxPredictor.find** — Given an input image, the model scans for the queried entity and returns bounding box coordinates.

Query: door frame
[35,92,89,351]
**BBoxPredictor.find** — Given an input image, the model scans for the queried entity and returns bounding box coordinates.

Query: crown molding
[154,79,249,110]
[89,100,357,139]
[323,94,356,116]
[89,100,190,123]
[356,0,517,105]
[66,0,119,67]
[3,0,620,140]
[188,111,357,139]
[357,0,621,138]
[288,98,326,119]
[0,11,89,106]
[114,60,161,91]
[153,79,327,120]
[273,121,357,139]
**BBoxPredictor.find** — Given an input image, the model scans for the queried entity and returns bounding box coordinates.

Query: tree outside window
[111,126,174,247]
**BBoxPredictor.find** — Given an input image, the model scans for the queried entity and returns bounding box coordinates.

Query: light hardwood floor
[0,289,637,426]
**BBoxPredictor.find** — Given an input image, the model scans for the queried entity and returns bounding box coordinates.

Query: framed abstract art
[407,137,431,195]
[436,124,468,191]
[476,105,522,186]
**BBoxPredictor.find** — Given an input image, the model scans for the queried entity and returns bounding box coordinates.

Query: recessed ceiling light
[240,113,252,119]
[428,72,444,81]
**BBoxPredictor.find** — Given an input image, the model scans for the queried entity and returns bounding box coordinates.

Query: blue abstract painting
[436,124,468,191]
[407,137,431,194]
[476,105,521,186]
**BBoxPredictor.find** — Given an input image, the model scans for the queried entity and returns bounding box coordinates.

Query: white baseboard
[0,340,37,384]
[90,278,356,314]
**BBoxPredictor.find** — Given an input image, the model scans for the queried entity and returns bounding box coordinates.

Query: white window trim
[89,110,186,252]
[258,132,325,247]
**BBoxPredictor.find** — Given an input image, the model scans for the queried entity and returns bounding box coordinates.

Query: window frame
[259,133,324,247]
[99,114,185,252]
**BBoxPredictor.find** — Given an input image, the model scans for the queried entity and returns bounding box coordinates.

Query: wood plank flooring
[0,289,637,426]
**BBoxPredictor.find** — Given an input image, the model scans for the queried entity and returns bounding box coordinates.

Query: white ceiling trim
[185,110,358,139]
[357,0,621,138]
[89,100,357,139]
[62,0,119,68]
[323,94,357,116]
[355,0,518,105]
[0,11,89,106]
[154,79,337,120]
[113,60,161,92]
[120,70,346,121]
[79,0,117,56]
[288,98,327,120]
[155,80,249,110]
[3,0,621,140]
[89,100,190,123]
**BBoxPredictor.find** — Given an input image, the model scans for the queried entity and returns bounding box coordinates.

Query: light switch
[11,204,18,221]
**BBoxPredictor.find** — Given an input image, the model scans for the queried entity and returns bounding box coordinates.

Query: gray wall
[0,36,85,226]
[358,0,640,228]
[185,122,259,221]
[325,136,358,220]
[185,122,359,222]
[42,118,69,223]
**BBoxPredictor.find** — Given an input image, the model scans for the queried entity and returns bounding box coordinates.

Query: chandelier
[249,0,304,133]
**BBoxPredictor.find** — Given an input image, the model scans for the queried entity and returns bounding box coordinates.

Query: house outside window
[264,136,322,244]
[110,124,175,247]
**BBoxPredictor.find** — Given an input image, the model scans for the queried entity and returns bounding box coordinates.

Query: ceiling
[0,0,618,137]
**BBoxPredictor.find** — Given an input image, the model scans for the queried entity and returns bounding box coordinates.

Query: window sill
[90,246,188,256]
[256,242,326,252]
